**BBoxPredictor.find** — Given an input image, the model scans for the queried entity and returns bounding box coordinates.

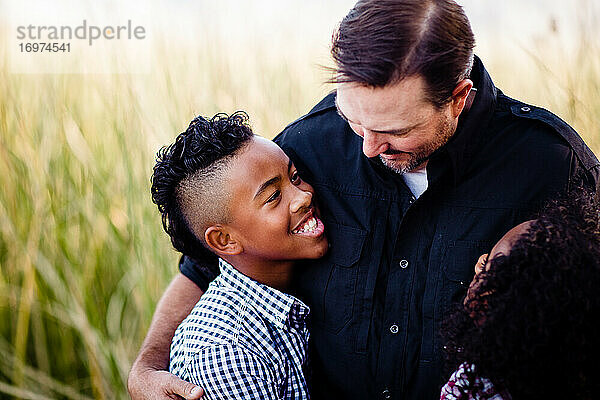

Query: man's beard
[379,117,455,174]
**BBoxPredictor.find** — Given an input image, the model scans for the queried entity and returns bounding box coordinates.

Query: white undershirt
[402,167,428,199]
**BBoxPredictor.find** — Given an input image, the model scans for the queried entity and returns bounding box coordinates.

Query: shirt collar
[427,55,498,186]
[218,259,310,330]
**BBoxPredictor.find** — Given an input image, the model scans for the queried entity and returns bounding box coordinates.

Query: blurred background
[0,0,598,398]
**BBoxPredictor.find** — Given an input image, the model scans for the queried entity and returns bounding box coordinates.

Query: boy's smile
[212,136,328,271]
[291,209,325,237]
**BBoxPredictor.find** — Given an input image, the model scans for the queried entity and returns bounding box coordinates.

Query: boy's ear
[204,225,243,256]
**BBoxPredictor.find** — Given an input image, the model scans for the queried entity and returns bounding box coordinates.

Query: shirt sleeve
[179,255,220,292]
[184,344,283,400]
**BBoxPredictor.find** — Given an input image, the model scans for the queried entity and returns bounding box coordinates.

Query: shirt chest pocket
[439,240,494,309]
[298,221,366,334]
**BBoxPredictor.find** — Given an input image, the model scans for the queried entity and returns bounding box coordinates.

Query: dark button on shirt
[180,56,599,399]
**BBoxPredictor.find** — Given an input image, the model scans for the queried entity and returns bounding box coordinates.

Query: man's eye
[392,130,410,137]
[266,190,281,203]
[290,171,302,185]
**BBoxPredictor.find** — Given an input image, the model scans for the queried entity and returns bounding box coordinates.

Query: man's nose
[290,188,313,214]
[361,130,388,158]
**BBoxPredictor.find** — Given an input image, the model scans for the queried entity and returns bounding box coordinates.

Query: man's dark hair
[442,190,600,399]
[330,0,475,107]
[151,112,253,260]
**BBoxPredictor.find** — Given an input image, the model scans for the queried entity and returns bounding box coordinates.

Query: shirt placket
[376,188,418,399]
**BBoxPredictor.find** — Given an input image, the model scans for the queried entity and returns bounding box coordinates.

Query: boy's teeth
[294,217,318,234]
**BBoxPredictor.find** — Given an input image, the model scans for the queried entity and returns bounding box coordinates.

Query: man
[128,1,600,399]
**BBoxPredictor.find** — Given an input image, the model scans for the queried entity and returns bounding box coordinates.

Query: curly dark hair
[442,190,600,399]
[150,112,253,261]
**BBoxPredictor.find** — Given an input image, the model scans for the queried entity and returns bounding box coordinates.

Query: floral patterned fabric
[440,363,510,400]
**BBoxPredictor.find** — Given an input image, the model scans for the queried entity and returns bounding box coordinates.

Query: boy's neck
[222,256,295,293]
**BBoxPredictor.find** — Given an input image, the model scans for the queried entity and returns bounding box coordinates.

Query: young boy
[150,112,328,399]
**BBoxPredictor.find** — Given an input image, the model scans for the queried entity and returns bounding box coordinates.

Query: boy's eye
[266,190,281,203]
[290,170,302,185]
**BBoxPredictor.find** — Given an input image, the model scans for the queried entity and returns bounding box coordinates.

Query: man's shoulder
[273,91,370,185]
[495,93,599,171]
[274,91,355,152]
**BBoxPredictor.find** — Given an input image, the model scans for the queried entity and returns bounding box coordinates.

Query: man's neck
[222,256,295,292]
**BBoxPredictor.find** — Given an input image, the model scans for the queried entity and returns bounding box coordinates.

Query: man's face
[223,136,328,262]
[335,75,458,174]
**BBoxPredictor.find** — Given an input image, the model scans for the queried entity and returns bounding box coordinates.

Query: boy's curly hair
[150,112,253,261]
[442,190,600,399]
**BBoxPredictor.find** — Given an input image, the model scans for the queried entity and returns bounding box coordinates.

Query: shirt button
[382,389,391,399]
[389,324,399,334]
[520,106,531,113]
[399,259,409,269]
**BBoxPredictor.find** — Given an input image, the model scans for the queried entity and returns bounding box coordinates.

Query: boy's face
[219,136,328,262]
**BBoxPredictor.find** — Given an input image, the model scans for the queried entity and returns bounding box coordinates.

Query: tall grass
[0,2,599,399]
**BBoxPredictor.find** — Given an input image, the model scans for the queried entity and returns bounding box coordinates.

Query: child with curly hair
[441,190,600,399]
[151,112,328,399]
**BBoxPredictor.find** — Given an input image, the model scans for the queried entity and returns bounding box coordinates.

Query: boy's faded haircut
[151,111,253,260]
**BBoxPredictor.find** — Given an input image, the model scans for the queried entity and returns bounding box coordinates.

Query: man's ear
[204,225,243,256]
[450,78,474,118]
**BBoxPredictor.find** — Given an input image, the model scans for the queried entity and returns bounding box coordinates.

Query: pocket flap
[443,240,494,284]
[323,221,367,267]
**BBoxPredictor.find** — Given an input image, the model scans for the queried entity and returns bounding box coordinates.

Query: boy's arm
[128,273,205,400]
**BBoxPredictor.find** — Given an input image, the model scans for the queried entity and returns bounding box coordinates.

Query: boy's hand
[128,366,203,400]
[464,253,489,306]
[474,253,489,276]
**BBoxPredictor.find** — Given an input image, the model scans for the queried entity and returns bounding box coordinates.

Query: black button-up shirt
[179,57,599,399]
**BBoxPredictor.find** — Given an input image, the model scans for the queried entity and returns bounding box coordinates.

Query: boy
[150,112,328,399]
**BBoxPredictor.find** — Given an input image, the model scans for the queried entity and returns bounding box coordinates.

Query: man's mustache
[382,149,410,155]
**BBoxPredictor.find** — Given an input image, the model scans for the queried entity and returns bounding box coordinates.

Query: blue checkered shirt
[169,259,310,399]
